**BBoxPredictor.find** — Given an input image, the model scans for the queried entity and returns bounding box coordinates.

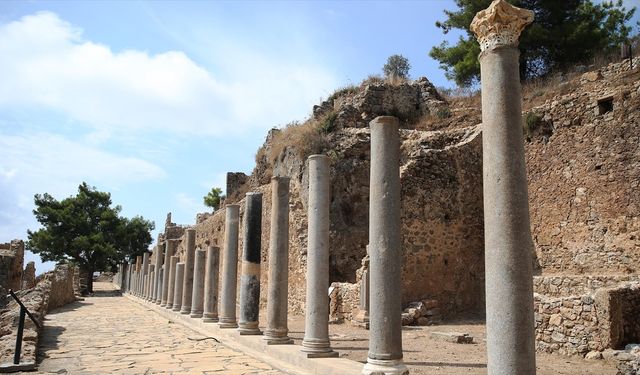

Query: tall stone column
[147,265,155,301]
[363,116,407,375]
[470,1,536,374]
[180,228,197,314]
[190,249,206,318]
[153,245,163,303]
[172,262,185,312]
[135,256,142,296]
[166,256,179,310]
[238,192,263,335]
[156,268,163,304]
[265,177,293,344]
[203,246,220,323]
[219,205,240,328]
[141,252,150,297]
[301,155,337,357]
[161,240,178,306]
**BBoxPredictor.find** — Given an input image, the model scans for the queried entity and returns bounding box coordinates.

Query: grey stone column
[161,240,178,306]
[181,228,196,314]
[166,256,179,310]
[470,1,536,374]
[190,249,206,318]
[147,265,155,300]
[153,245,163,303]
[156,267,163,304]
[363,116,408,375]
[301,155,337,357]
[203,246,220,322]
[172,262,185,312]
[265,177,293,344]
[135,256,142,296]
[140,251,150,298]
[219,205,240,328]
[238,192,263,335]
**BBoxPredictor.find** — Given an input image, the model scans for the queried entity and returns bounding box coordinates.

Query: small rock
[430,331,474,344]
[585,351,603,360]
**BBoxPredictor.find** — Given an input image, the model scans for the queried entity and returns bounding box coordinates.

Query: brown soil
[280,314,617,374]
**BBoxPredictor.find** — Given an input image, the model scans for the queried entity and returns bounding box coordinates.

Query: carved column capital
[470,0,534,52]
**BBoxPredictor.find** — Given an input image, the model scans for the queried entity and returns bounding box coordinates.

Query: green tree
[429,0,636,86]
[27,182,154,293]
[203,187,224,210]
[383,54,411,79]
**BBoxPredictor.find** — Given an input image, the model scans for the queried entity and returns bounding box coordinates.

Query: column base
[180,307,191,315]
[238,321,262,335]
[301,338,338,358]
[202,314,219,323]
[172,306,181,312]
[160,302,167,307]
[190,311,203,318]
[165,303,173,310]
[218,321,238,329]
[362,358,409,375]
[263,334,294,345]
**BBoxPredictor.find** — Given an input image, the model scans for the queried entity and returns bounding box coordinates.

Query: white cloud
[0,11,338,138]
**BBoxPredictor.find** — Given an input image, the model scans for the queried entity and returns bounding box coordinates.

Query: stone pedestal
[203,246,220,323]
[172,262,185,312]
[161,240,178,306]
[363,116,408,375]
[219,205,240,329]
[301,155,337,358]
[190,249,206,318]
[181,228,196,314]
[166,256,179,310]
[238,192,263,335]
[265,177,293,345]
[471,1,536,374]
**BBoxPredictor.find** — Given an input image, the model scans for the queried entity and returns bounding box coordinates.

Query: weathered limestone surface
[21,262,36,290]
[0,240,24,291]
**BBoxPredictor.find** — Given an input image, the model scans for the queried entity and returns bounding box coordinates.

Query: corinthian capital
[470,0,534,52]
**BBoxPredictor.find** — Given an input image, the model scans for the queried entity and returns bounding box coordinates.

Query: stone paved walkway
[35,282,282,374]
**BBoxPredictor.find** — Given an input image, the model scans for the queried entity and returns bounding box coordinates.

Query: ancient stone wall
[526,58,640,274]
[533,275,640,297]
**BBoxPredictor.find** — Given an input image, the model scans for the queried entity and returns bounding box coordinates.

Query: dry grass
[266,119,330,165]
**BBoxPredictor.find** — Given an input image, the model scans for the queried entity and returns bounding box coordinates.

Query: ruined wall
[533,275,640,297]
[526,59,640,274]
[0,240,25,291]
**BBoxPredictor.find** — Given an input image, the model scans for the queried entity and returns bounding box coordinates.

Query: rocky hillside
[168,57,639,319]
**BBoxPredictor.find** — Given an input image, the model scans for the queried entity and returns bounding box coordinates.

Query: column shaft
[203,246,220,322]
[161,240,178,306]
[190,249,206,318]
[265,177,293,344]
[363,116,408,375]
[153,245,163,303]
[166,256,179,310]
[219,205,240,328]
[172,262,185,312]
[180,229,196,314]
[238,192,263,335]
[301,155,337,357]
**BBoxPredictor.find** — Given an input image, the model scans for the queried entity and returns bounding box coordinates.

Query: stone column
[363,116,408,375]
[301,155,337,357]
[153,245,163,303]
[180,228,196,314]
[265,177,293,344]
[135,256,142,296]
[203,246,220,323]
[470,1,536,374]
[219,205,240,328]
[161,240,178,306]
[147,265,155,301]
[141,252,150,297]
[238,192,263,335]
[166,256,179,310]
[172,262,185,312]
[354,248,370,328]
[190,249,206,318]
[156,267,163,304]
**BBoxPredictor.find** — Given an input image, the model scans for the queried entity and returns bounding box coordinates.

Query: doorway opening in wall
[597,96,614,115]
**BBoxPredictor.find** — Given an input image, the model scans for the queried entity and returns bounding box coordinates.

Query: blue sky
[1,0,638,274]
